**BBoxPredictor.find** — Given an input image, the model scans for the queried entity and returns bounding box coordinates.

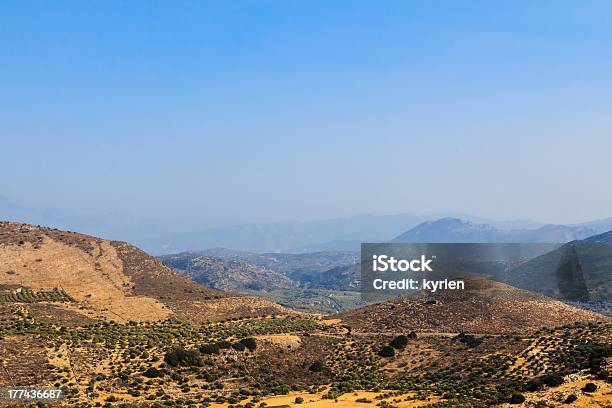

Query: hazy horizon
[2,1,612,232]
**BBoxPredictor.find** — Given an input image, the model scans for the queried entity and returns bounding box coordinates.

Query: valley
[158,250,361,313]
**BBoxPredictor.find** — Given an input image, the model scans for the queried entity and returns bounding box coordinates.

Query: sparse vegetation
[0,288,75,303]
[1,222,610,407]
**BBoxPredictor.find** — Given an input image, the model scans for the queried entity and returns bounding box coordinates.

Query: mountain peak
[393,218,498,243]
[393,218,596,244]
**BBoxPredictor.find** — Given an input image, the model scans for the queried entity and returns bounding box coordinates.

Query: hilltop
[339,278,606,335]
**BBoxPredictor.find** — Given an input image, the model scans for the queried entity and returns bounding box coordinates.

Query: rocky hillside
[0,222,287,323]
[158,253,296,291]
[184,248,358,276]
[159,249,360,291]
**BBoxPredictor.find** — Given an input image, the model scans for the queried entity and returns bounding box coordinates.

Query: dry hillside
[339,278,607,335]
[0,221,286,323]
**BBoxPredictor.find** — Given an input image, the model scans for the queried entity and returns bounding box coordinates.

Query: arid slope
[0,221,286,323]
[339,278,607,335]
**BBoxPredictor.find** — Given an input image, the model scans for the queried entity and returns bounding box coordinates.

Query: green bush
[200,343,221,355]
[217,340,232,349]
[456,332,481,348]
[232,342,246,352]
[164,347,202,367]
[564,394,577,404]
[541,373,564,387]
[525,379,544,391]
[142,367,162,378]
[379,346,395,358]
[507,393,525,404]
[390,335,408,349]
[240,337,257,352]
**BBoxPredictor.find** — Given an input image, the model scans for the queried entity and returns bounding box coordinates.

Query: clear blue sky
[2,1,612,228]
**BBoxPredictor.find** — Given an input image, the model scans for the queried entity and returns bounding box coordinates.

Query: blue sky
[1,1,612,228]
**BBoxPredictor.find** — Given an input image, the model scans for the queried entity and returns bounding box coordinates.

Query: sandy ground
[500,377,612,407]
[255,334,301,346]
[209,390,440,407]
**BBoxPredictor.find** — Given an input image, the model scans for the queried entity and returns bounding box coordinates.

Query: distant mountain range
[393,217,596,244]
[142,214,433,254]
[3,195,612,254]
[146,216,612,254]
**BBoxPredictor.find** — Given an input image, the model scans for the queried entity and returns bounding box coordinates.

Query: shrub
[142,367,162,378]
[164,348,202,367]
[308,361,324,372]
[525,379,544,391]
[541,373,564,387]
[217,340,232,349]
[390,335,408,349]
[378,346,395,358]
[232,341,246,351]
[456,332,481,348]
[200,343,221,355]
[294,397,304,404]
[582,383,597,393]
[564,394,577,404]
[240,337,257,352]
[507,393,525,404]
